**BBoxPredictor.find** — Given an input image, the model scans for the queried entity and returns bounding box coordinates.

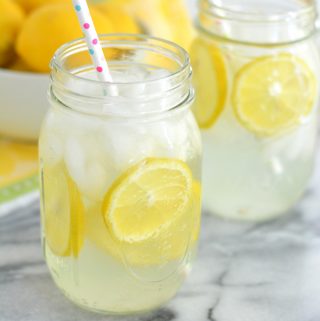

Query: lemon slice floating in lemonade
[190,38,227,129]
[43,163,84,257]
[85,166,200,266]
[232,53,317,136]
[102,158,193,243]
[191,180,202,243]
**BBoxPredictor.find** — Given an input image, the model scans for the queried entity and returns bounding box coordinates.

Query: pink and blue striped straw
[72,0,113,83]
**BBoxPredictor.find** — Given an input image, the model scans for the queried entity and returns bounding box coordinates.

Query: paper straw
[72,0,113,82]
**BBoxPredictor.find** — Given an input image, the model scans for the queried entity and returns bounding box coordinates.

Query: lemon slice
[43,163,84,257]
[191,180,202,242]
[69,174,85,257]
[95,2,140,34]
[86,180,201,267]
[190,38,227,129]
[232,53,317,136]
[102,158,193,243]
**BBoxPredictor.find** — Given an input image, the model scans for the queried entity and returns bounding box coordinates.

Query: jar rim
[199,0,316,23]
[51,33,191,86]
[198,0,317,44]
[49,33,194,117]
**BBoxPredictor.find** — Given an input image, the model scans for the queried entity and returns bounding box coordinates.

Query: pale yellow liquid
[45,241,195,314]
[42,172,199,314]
[40,97,201,313]
[193,31,320,221]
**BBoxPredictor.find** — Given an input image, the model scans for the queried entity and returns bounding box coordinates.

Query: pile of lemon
[0,0,194,73]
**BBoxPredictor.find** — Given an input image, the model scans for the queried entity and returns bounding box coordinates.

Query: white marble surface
[1,150,320,321]
[2,1,320,319]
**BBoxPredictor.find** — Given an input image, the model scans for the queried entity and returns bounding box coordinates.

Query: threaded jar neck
[50,34,193,118]
[197,0,317,45]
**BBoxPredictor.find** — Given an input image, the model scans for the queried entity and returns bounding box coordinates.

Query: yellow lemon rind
[44,163,84,257]
[190,38,227,129]
[232,53,317,137]
[102,157,193,244]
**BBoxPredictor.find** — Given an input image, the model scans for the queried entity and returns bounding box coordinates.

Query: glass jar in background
[39,35,202,314]
[190,0,320,221]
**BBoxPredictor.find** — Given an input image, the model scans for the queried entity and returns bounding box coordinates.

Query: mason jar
[39,34,202,314]
[190,0,320,221]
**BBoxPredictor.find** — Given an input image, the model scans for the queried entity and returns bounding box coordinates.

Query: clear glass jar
[39,34,202,314]
[190,0,320,221]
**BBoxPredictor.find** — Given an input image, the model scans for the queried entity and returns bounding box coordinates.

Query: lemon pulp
[43,158,200,266]
[232,53,317,136]
[190,38,227,129]
[102,158,193,244]
[43,163,84,257]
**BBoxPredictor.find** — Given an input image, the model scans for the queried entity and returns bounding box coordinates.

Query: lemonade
[191,0,320,221]
[39,35,202,314]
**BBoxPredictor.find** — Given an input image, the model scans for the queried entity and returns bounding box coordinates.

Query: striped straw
[72,0,113,82]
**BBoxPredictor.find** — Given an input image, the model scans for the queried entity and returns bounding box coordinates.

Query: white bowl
[0,68,49,141]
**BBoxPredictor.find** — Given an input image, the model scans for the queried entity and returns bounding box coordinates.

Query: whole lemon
[16,3,114,72]
[95,2,140,34]
[9,58,33,72]
[100,0,194,50]
[0,0,25,67]
[160,0,195,50]
[14,0,68,12]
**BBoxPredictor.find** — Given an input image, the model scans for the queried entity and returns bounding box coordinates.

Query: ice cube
[64,134,116,201]
[263,118,317,161]
[40,112,66,166]
[64,135,86,188]
[119,83,146,99]
[146,69,171,92]
[84,161,113,201]
[149,111,198,161]
[100,121,155,172]
[40,133,64,166]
